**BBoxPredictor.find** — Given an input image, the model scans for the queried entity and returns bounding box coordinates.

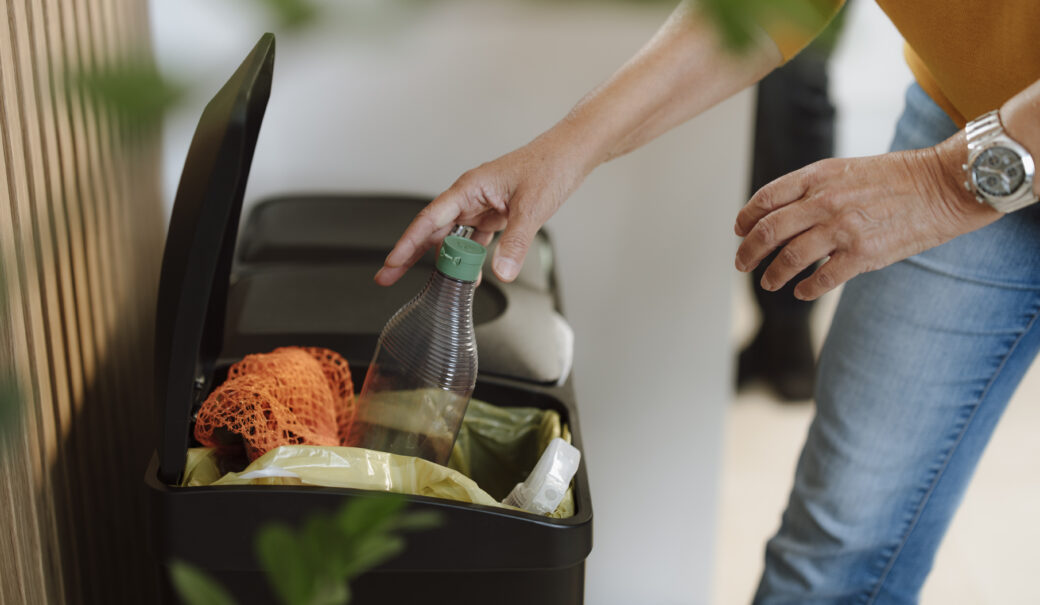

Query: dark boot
[737,316,816,402]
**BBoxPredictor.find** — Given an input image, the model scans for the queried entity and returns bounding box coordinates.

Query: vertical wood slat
[63,5,120,603]
[0,107,47,605]
[1,0,163,602]
[7,0,70,601]
[33,0,92,601]
[0,3,53,604]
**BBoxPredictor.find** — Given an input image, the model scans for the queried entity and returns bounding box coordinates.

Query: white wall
[151,2,752,602]
[831,0,913,158]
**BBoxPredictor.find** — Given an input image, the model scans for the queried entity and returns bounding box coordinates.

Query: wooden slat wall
[0,0,164,602]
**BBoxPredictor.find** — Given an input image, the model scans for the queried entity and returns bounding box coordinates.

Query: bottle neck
[423,269,476,312]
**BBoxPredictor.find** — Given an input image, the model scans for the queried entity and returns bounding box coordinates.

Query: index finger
[735,168,811,237]
[375,192,464,286]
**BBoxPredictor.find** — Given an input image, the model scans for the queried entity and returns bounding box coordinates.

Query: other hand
[734,132,1001,300]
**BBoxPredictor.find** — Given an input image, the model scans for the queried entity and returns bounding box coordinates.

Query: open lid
[154,34,275,484]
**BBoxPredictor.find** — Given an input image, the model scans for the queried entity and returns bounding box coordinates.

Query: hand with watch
[735,80,1040,301]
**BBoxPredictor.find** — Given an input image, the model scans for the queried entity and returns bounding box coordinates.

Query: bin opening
[182,345,578,517]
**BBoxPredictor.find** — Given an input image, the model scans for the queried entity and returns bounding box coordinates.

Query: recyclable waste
[354,232,487,465]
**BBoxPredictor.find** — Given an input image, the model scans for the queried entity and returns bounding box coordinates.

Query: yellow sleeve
[759,0,846,61]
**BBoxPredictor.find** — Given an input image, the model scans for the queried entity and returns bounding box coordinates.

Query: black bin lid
[154,34,275,484]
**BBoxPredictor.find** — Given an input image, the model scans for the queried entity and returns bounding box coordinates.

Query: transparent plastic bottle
[354,232,487,465]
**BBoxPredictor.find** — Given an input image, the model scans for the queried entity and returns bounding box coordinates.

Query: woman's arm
[376,2,781,285]
[576,2,780,165]
[734,76,1040,301]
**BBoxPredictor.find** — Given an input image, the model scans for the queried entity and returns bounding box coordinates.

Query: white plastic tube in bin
[502,438,581,514]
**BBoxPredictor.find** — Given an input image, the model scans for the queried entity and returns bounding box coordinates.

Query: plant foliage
[170,495,441,605]
[0,265,19,442]
[170,560,239,605]
[65,59,185,137]
[253,0,321,30]
[256,495,442,605]
[696,0,823,53]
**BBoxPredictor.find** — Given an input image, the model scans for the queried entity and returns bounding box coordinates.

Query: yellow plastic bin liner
[182,399,575,518]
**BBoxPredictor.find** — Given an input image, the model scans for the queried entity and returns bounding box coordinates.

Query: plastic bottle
[354,232,487,465]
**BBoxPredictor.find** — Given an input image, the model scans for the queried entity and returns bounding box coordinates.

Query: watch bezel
[969,138,1035,203]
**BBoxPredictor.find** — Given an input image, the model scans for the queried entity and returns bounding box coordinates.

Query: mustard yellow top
[762,0,1040,126]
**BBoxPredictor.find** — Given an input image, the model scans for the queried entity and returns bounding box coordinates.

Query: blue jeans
[754,84,1040,603]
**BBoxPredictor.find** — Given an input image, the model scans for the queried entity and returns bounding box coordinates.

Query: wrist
[931,132,1002,221]
[1001,98,1040,198]
[534,115,608,182]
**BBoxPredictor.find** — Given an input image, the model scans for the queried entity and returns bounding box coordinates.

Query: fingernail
[735,257,747,272]
[494,257,518,281]
[374,268,386,282]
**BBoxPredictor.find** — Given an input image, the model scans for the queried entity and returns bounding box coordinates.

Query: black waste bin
[145,33,593,605]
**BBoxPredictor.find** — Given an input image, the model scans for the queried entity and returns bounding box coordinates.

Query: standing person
[738,5,849,402]
[375,1,1040,601]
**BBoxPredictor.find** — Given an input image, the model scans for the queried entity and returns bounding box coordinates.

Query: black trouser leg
[749,50,834,319]
[740,35,841,400]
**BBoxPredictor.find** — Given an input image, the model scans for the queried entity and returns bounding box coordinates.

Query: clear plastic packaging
[502,438,581,515]
[354,234,487,465]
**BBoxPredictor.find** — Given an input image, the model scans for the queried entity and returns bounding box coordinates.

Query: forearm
[1001,77,1040,198]
[541,1,781,177]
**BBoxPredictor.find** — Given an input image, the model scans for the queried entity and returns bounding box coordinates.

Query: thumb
[492,210,542,282]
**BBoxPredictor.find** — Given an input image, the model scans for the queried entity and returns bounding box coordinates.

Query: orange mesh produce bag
[194,347,357,461]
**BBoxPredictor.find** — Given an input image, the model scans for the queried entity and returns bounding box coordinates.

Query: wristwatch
[963,110,1038,213]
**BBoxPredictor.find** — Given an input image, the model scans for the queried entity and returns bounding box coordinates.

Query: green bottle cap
[436,235,487,282]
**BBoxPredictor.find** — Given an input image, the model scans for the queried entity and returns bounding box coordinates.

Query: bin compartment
[147,378,591,604]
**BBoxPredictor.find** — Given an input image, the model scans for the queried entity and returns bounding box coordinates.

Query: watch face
[973,146,1026,197]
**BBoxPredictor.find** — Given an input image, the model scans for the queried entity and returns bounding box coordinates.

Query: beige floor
[715,281,1040,604]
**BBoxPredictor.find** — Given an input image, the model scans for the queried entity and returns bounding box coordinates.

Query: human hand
[733,132,1002,301]
[375,135,586,286]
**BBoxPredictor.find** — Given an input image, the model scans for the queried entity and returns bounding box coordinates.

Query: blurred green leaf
[303,514,346,573]
[65,58,185,137]
[169,560,239,605]
[336,495,407,538]
[257,524,314,605]
[309,578,351,605]
[252,0,320,30]
[255,495,441,605]
[0,378,18,439]
[340,534,405,580]
[0,263,20,443]
[388,510,443,532]
[696,0,823,53]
